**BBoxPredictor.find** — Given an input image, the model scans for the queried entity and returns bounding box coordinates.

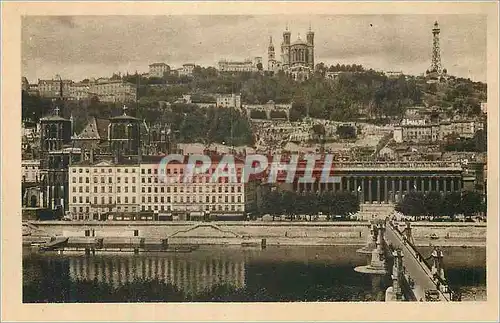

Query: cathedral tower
[306,25,315,69]
[39,105,73,212]
[268,36,276,71]
[281,25,291,68]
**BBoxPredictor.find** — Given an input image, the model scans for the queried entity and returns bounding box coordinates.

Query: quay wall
[393,221,487,246]
[27,221,486,247]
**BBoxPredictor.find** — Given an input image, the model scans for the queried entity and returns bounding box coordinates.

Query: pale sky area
[22,14,487,83]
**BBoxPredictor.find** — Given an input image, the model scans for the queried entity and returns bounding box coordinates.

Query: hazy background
[22,15,487,83]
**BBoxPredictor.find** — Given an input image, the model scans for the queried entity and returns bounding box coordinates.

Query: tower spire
[429,20,442,74]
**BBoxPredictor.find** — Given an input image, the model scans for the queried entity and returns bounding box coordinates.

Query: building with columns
[276,161,466,204]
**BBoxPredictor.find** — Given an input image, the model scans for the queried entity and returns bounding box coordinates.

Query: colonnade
[294,175,463,203]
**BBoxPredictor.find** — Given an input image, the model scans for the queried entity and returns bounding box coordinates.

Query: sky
[22,14,487,83]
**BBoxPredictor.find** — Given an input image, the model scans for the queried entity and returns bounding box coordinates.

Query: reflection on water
[22,246,485,303]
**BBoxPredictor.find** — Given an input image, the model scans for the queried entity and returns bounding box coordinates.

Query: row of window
[140,195,243,204]
[72,168,137,174]
[72,195,244,205]
[72,186,137,193]
[72,176,137,184]
[70,185,243,194]
[70,167,245,175]
[140,177,244,184]
[71,203,244,215]
[140,186,242,193]
[72,196,137,204]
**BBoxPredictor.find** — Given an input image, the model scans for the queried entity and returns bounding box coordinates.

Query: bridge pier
[356,223,378,255]
[354,221,388,275]
[431,247,446,282]
[386,248,404,301]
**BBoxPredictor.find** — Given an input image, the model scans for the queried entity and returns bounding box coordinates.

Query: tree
[301,192,319,220]
[262,190,282,220]
[281,191,297,220]
[269,110,287,119]
[289,103,306,121]
[442,192,462,219]
[395,192,426,218]
[461,190,483,218]
[424,192,444,217]
[337,125,356,139]
[249,110,267,119]
[333,192,360,217]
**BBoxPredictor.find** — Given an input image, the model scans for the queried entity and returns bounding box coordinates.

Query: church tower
[268,36,276,71]
[306,25,315,69]
[39,105,73,213]
[108,105,142,163]
[281,25,291,69]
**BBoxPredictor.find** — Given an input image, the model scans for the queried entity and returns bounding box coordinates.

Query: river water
[23,245,486,303]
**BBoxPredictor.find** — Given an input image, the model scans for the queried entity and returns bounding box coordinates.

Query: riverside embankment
[24,221,486,248]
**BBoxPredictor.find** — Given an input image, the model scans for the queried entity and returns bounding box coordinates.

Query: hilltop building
[148,63,171,78]
[268,25,315,81]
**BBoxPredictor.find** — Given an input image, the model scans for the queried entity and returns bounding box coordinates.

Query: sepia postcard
[1,1,499,322]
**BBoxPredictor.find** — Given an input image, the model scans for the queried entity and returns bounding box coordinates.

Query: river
[23,245,486,303]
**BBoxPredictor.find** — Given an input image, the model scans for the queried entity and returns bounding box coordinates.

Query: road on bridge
[385,224,449,302]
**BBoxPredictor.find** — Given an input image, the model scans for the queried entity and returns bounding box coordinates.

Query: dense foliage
[262,190,360,220]
[395,190,485,219]
[22,65,486,146]
[443,129,487,152]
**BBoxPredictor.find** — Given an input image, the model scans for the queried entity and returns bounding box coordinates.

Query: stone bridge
[355,219,459,302]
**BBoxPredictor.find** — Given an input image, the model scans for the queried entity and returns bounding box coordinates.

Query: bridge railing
[387,220,452,301]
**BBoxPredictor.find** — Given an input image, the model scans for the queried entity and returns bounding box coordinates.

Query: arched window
[113,123,126,139]
[30,195,38,207]
[49,124,58,138]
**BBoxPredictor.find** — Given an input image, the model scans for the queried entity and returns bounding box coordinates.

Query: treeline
[113,66,424,122]
[262,190,360,220]
[395,191,485,219]
[22,90,54,123]
[165,105,254,146]
[113,103,254,147]
[315,62,365,73]
[443,129,487,153]
[423,78,486,117]
[22,91,254,147]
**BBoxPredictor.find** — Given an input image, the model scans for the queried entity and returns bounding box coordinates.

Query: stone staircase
[355,203,395,220]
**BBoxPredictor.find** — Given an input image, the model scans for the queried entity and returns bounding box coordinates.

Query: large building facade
[68,157,260,220]
[218,58,261,73]
[268,26,315,81]
[149,63,171,78]
[88,79,137,103]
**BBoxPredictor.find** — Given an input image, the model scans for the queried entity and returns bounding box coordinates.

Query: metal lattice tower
[430,21,442,74]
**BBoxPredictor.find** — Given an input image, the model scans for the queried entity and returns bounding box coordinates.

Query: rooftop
[40,107,70,122]
[149,62,169,67]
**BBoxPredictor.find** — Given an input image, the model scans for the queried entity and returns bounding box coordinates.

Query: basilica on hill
[268,25,315,82]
